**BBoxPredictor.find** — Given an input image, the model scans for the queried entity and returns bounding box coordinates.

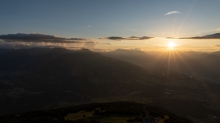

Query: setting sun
[167,41,177,49]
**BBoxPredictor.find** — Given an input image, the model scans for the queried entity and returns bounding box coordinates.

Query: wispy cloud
[103,43,111,45]
[181,33,220,39]
[101,36,152,41]
[165,11,181,16]
[0,33,91,50]
[0,33,86,43]
[106,36,125,41]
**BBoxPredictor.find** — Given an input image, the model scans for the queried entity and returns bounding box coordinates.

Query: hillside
[103,49,220,83]
[0,102,193,123]
[0,48,220,122]
[0,48,152,114]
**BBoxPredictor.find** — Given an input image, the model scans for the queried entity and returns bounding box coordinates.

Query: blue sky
[1,0,220,38]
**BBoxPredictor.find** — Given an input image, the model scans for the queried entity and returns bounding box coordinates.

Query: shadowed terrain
[0,48,220,122]
[0,102,193,123]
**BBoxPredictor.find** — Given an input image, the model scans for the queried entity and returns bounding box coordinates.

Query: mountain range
[0,48,220,122]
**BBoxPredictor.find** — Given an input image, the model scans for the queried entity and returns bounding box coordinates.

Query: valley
[0,48,220,122]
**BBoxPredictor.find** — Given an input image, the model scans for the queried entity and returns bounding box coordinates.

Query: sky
[0,0,220,52]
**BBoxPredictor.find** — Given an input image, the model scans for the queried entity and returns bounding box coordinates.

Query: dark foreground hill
[0,48,148,114]
[0,48,220,122]
[0,101,193,123]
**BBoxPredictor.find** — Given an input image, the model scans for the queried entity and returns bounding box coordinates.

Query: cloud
[181,33,220,39]
[165,11,181,16]
[103,36,152,41]
[129,36,139,39]
[0,40,86,50]
[103,43,111,45]
[215,45,220,47]
[69,38,85,40]
[106,36,125,40]
[217,28,220,32]
[0,33,86,43]
[84,41,97,49]
[139,36,152,40]
[128,36,152,40]
[0,33,94,50]
[0,41,65,49]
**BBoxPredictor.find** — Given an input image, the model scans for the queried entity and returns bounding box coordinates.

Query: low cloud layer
[0,33,95,50]
[84,41,97,49]
[165,11,181,16]
[0,33,86,43]
[182,33,220,39]
[103,36,152,41]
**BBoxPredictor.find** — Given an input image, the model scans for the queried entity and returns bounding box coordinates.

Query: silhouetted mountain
[0,48,151,115]
[0,48,220,122]
[211,51,220,57]
[104,50,220,83]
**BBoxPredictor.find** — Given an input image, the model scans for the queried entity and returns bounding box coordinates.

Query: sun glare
[167,41,176,49]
